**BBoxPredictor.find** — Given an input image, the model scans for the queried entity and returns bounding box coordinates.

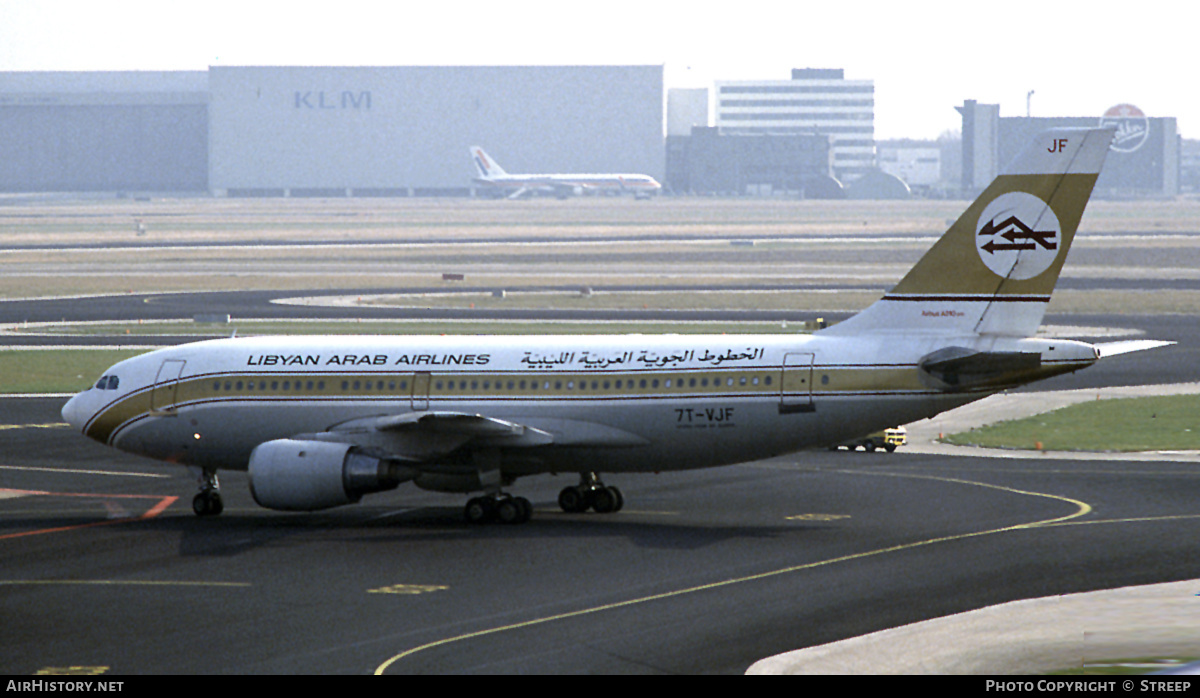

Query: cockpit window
[94,375,120,390]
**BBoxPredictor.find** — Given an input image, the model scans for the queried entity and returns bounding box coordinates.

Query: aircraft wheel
[558,486,590,513]
[591,486,623,514]
[464,497,496,525]
[192,491,223,517]
[606,486,624,513]
[496,496,533,524]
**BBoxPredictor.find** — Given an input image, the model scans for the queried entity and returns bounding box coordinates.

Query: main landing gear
[191,468,223,517]
[558,473,624,514]
[463,472,624,525]
[464,493,533,525]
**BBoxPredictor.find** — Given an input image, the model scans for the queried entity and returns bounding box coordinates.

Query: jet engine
[248,439,416,511]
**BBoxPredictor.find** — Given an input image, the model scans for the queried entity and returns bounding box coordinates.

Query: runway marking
[35,667,109,676]
[0,422,68,430]
[1041,513,1200,527]
[0,490,178,541]
[373,471,1093,674]
[368,584,449,595]
[0,464,172,478]
[0,579,250,588]
[786,513,851,521]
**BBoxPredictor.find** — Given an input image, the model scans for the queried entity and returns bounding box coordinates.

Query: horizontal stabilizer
[1094,339,1176,358]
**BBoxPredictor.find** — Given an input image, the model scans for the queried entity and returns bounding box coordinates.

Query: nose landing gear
[190,468,223,517]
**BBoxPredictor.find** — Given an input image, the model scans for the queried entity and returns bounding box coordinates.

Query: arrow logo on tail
[978,216,1057,254]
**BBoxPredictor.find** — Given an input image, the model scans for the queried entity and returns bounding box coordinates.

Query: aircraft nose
[62,393,86,430]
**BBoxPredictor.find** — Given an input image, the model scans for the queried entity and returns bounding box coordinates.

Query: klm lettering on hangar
[293,91,372,109]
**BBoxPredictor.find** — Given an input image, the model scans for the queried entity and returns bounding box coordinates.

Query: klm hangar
[0,66,666,196]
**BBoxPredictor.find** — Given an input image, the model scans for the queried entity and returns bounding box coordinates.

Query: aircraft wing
[307,410,646,463]
[374,411,554,446]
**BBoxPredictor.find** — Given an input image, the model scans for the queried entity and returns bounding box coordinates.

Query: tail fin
[822,127,1115,338]
[470,146,506,180]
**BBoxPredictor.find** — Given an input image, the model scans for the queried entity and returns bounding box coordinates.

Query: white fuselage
[61,332,1096,476]
[474,173,662,193]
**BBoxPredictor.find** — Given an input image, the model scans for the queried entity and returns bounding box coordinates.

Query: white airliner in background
[63,127,1169,524]
[470,146,662,199]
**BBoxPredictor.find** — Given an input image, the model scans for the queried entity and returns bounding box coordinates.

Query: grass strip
[943,394,1200,452]
[0,349,148,394]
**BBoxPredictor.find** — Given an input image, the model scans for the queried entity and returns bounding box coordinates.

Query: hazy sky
[1,0,1194,140]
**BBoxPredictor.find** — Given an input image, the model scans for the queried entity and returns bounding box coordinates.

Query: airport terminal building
[959,100,1181,197]
[0,66,665,196]
[0,67,1186,198]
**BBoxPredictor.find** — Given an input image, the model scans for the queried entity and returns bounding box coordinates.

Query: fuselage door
[780,352,815,414]
[411,372,431,411]
[150,359,187,415]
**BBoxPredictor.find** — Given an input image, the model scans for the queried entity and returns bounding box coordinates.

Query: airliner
[63,127,1168,524]
[470,146,662,199]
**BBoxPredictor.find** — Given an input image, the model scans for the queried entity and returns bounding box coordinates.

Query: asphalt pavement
[751,382,1200,674]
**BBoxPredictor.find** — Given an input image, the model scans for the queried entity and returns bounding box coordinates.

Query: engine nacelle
[248,439,414,511]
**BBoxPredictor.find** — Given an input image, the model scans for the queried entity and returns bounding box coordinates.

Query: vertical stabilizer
[470,146,507,180]
[821,127,1114,338]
